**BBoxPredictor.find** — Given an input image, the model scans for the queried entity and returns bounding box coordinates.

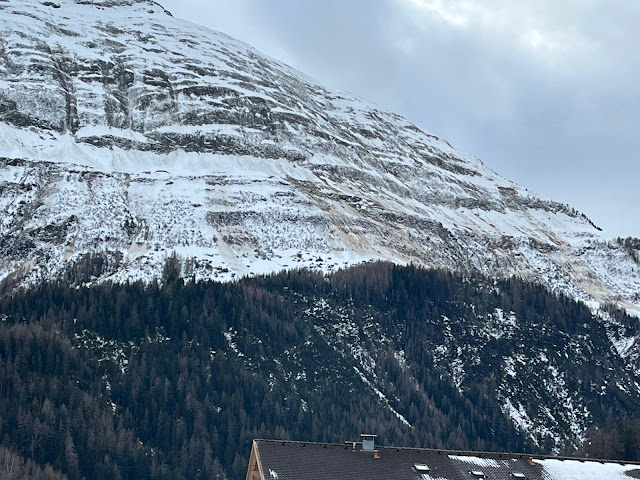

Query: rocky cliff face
[0,0,639,320]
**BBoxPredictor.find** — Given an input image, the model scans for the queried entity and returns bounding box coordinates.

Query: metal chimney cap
[361,434,376,452]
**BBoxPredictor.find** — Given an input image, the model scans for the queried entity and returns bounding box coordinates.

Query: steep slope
[0,0,639,317]
[2,264,640,480]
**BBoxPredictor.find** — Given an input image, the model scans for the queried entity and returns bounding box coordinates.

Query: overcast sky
[161,0,639,238]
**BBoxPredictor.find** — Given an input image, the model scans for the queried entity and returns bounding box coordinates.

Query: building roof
[250,439,640,480]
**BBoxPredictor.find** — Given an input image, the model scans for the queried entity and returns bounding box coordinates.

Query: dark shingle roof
[255,440,542,480]
[253,439,640,480]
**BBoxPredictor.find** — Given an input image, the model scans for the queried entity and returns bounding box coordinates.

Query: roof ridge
[254,439,348,448]
[252,439,640,466]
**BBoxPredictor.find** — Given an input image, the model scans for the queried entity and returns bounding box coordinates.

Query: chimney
[361,434,377,452]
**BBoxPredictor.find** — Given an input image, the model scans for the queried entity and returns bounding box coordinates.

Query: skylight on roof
[512,473,526,479]
[414,463,430,472]
[470,471,485,478]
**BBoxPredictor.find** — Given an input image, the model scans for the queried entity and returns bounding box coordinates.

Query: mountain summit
[0,0,639,316]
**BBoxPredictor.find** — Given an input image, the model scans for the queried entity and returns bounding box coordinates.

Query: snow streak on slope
[0,0,639,318]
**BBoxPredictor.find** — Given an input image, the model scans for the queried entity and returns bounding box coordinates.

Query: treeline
[1,261,639,479]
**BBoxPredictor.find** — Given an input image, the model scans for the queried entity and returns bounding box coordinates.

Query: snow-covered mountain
[0,0,639,319]
[6,0,640,460]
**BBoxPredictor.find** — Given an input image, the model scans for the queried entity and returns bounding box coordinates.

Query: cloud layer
[161,0,640,237]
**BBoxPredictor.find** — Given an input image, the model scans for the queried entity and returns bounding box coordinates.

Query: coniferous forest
[1,260,640,480]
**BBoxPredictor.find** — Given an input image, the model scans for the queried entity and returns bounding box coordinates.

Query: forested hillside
[1,261,639,480]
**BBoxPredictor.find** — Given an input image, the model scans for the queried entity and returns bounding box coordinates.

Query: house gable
[246,441,264,480]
